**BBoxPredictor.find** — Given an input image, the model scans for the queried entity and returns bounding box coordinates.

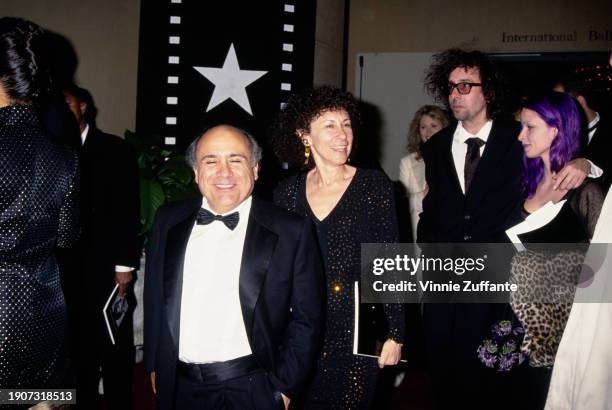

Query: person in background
[0,16,79,390]
[272,86,404,409]
[554,79,611,191]
[398,105,450,241]
[62,84,141,410]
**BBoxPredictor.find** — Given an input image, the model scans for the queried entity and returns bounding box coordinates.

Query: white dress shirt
[587,111,600,144]
[399,153,426,241]
[451,120,493,194]
[586,113,604,178]
[179,196,253,363]
[80,123,89,146]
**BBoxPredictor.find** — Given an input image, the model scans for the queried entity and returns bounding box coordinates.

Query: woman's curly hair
[0,17,49,104]
[424,48,507,119]
[270,86,361,169]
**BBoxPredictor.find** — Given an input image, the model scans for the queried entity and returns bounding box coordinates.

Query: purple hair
[521,91,582,197]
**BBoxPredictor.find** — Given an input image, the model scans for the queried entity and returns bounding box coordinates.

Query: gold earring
[303,141,310,165]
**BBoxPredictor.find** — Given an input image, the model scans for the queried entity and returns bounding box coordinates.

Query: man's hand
[150,372,156,394]
[553,158,589,190]
[281,393,290,410]
[115,270,134,296]
[378,339,402,368]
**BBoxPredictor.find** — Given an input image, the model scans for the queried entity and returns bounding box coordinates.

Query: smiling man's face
[193,126,258,214]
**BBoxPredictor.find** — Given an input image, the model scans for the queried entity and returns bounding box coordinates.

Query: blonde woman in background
[398,105,450,241]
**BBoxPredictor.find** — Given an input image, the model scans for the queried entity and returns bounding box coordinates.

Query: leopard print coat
[509,180,603,368]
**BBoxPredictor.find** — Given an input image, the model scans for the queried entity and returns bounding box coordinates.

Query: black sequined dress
[274,168,404,409]
[0,106,79,390]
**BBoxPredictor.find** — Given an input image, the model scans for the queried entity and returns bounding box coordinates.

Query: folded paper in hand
[352,281,406,362]
[103,284,129,345]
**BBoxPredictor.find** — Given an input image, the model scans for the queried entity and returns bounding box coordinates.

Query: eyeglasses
[447,82,482,95]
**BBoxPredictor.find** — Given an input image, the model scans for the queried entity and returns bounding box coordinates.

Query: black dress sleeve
[569,179,604,239]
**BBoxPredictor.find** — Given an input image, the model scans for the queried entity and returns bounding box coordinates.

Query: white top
[399,153,426,241]
[178,196,253,363]
[545,186,612,409]
[451,120,493,194]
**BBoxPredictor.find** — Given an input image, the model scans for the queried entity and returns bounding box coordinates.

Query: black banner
[136,1,316,153]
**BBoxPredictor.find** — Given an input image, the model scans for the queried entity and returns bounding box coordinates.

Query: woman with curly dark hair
[0,17,79,391]
[272,86,404,409]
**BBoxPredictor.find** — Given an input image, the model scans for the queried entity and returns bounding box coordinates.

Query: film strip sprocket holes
[164,0,183,146]
[157,1,305,147]
[280,2,296,110]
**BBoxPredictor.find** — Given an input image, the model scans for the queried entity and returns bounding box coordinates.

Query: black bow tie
[196,208,240,230]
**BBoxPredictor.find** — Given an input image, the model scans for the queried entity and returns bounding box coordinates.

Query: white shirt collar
[454,120,493,143]
[588,112,600,130]
[80,123,90,145]
[201,195,252,216]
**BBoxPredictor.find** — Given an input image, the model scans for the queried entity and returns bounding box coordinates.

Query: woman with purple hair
[509,91,604,407]
[519,91,602,215]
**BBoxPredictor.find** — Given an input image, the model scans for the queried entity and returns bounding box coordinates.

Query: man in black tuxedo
[144,125,324,410]
[63,85,141,410]
[555,79,612,192]
[417,49,592,409]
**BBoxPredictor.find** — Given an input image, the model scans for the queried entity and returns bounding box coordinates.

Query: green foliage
[124,130,198,242]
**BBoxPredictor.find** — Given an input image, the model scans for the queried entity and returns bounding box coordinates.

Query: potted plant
[125,130,199,244]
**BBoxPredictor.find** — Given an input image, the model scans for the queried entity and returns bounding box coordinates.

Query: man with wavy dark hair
[418,48,595,409]
[425,48,507,121]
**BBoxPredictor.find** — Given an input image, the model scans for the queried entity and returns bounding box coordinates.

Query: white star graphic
[193,43,267,115]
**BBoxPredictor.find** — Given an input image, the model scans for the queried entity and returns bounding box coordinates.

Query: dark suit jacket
[585,114,612,192]
[79,126,141,303]
[417,119,524,243]
[416,119,524,377]
[144,197,324,410]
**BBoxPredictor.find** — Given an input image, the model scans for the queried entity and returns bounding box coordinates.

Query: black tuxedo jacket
[585,114,612,192]
[79,127,141,302]
[416,119,525,388]
[417,119,524,243]
[144,197,324,410]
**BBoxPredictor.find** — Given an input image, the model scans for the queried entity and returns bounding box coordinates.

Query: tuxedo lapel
[82,126,99,153]
[439,125,463,197]
[163,200,200,350]
[239,199,278,346]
